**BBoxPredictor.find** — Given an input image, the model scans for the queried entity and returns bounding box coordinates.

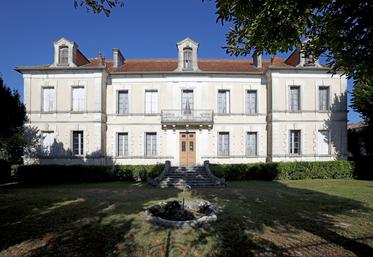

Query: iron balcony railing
[161,109,214,124]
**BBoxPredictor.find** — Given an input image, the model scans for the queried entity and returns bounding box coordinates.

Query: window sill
[40,111,56,114]
[71,111,86,114]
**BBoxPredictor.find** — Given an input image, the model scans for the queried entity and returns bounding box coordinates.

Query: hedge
[0,160,12,183]
[12,164,165,184]
[209,160,354,181]
[114,164,164,181]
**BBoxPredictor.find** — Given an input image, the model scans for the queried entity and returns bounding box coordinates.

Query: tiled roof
[17,56,326,73]
[106,58,294,73]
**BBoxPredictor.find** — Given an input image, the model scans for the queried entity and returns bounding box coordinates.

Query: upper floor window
[182,89,194,112]
[118,90,129,114]
[72,86,85,112]
[246,90,257,114]
[59,46,68,65]
[289,130,301,155]
[183,47,193,70]
[145,90,158,114]
[217,90,230,114]
[319,86,330,111]
[218,132,230,156]
[42,87,55,112]
[72,130,84,156]
[289,86,300,111]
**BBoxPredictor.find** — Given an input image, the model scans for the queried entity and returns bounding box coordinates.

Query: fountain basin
[145,200,218,228]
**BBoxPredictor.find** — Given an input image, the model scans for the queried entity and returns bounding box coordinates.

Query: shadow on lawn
[189,181,373,257]
[1,181,372,257]
[0,183,179,257]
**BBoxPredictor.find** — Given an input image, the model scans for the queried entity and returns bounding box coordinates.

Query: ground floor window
[42,131,54,155]
[246,132,257,156]
[117,133,128,156]
[318,130,330,155]
[218,132,229,156]
[145,132,157,156]
[289,130,301,155]
[73,131,84,156]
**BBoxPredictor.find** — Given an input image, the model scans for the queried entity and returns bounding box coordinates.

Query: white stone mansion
[16,37,348,166]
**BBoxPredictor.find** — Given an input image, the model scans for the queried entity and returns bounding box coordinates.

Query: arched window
[183,47,193,70]
[59,46,69,65]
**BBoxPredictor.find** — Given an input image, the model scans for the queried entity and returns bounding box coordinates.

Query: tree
[74,0,124,16]
[76,0,372,124]
[213,0,373,125]
[0,77,27,163]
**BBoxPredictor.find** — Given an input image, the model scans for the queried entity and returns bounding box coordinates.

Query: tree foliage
[0,77,27,162]
[75,0,373,123]
[214,0,373,124]
[74,0,124,16]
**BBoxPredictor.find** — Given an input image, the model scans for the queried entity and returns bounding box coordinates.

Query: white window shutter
[318,130,329,154]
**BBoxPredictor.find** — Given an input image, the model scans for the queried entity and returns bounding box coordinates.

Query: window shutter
[145,91,151,113]
[247,91,257,114]
[318,130,329,154]
[152,91,158,113]
[226,91,230,113]
[246,132,257,156]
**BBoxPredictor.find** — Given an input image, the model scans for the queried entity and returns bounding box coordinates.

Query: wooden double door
[179,132,196,167]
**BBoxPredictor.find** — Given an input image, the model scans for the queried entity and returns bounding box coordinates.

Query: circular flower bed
[145,200,219,228]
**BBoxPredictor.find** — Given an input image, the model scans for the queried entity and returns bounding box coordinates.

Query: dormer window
[59,46,69,65]
[183,47,193,70]
[304,53,316,66]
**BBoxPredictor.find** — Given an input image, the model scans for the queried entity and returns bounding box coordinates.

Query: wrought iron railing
[161,109,214,124]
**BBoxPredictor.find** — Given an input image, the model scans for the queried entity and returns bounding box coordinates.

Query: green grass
[0,180,372,257]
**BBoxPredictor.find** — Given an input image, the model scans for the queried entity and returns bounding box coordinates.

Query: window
[289,130,301,155]
[289,86,300,111]
[145,133,157,156]
[72,86,85,112]
[181,90,194,112]
[59,46,68,65]
[246,90,257,114]
[42,87,55,112]
[117,133,128,156]
[217,90,230,113]
[218,132,229,156]
[318,130,330,155]
[246,132,257,156]
[319,86,330,111]
[73,131,84,156]
[42,131,54,155]
[145,90,158,114]
[183,47,193,70]
[117,90,129,114]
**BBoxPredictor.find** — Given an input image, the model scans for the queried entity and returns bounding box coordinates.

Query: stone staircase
[150,162,225,188]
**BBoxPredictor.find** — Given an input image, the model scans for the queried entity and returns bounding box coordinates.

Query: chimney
[253,52,262,68]
[112,48,125,68]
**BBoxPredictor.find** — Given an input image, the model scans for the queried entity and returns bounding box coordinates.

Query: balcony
[161,109,214,127]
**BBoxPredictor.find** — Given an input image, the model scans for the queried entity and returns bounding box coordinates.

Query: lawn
[0,180,372,257]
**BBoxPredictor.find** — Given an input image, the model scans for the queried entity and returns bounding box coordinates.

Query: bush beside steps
[209,160,354,181]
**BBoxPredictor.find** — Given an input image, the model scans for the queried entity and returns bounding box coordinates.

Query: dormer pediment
[52,37,78,67]
[176,37,199,72]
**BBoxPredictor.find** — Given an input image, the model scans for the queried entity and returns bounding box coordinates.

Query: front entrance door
[179,132,196,167]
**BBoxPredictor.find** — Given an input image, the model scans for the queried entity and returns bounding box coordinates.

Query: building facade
[16,38,348,166]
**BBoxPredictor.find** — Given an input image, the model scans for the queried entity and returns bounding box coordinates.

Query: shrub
[14,165,115,184]
[210,161,353,181]
[0,160,12,183]
[114,164,164,181]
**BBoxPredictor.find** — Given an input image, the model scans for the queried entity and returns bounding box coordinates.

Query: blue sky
[0,0,361,123]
